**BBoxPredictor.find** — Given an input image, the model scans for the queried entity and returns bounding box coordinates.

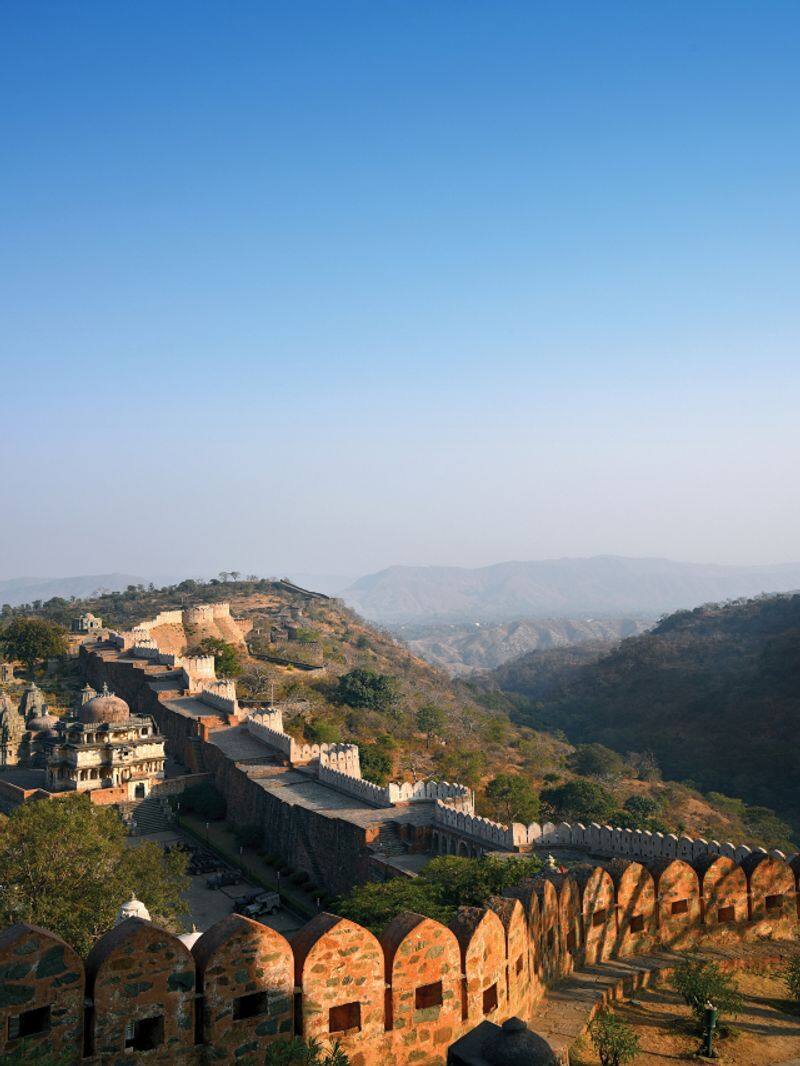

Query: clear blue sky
[2,2,798,579]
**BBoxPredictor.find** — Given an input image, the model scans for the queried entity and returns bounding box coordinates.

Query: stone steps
[121,796,173,834]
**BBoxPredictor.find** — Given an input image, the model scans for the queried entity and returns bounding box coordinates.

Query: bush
[589,1008,640,1065]
[670,955,743,1030]
[334,669,398,712]
[180,783,227,821]
[540,778,617,824]
[568,743,626,779]
[785,955,800,1005]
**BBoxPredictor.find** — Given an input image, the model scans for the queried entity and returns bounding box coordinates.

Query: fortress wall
[608,860,657,957]
[317,763,394,807]
[1,851,797,1066]
[0,925,84,1065]
[650,859,702,949]
[381,914,462,1057]
[201,745,377,897]
[246,714,293,759]
[85,917,195,1064]
[193,915,294,1059]
[196,681,239,716]
[574,866,616,965]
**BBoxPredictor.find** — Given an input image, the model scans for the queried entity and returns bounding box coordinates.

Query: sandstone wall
[0,851,797,1065]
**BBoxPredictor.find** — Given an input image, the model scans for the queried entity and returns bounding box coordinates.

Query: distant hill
[394,617,648,676]
[0,574,162,608]
[341,556,800,624]
[482,594,800,831]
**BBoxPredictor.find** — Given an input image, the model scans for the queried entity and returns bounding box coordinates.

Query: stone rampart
[2,850,796,1065]
[195,680,239,716]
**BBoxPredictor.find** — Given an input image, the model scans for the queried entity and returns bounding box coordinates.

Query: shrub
[569,743,626,779]
[334,669,398,712]
[540,778,617,825]
[589,1008,640,1066]
[670,955,743,1030]
[785,955,800,1005]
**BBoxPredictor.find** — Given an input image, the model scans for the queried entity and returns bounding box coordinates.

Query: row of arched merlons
[1,852,798,1066]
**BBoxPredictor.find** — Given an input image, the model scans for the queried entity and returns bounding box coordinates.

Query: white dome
[178,928,202,949]
[115,895,151,925]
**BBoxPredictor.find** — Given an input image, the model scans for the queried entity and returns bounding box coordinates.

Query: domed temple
[45,684,165,797]
[0,683,165,801]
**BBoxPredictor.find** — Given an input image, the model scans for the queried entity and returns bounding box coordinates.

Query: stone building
[45,684,165,799]
[72,612,103,633]
[0,694,26,766]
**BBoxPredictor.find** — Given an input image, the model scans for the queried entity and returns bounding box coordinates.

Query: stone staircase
[121,795,174,835]
[375,823,407,857]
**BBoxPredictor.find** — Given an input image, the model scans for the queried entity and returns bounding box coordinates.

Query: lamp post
[702,1001,718,1058]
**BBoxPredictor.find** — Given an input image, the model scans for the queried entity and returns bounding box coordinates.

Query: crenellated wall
[2,852,796,1065]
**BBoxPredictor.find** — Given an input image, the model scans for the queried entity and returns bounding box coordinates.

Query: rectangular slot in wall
[329,1001,361,1034]
[414,981,443,1011]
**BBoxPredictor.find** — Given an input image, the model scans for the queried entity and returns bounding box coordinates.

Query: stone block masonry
[0,850,797,1065]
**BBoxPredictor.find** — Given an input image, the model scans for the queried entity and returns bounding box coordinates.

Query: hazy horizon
[3,4,799,578]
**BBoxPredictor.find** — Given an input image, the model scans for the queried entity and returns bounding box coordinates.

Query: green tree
[589,1008,640,1066]
[335,854,542,934]
[568,743,625,779]
[0,795,188,954]
[359,742,394,785]
[416,703,445,747]
[0,617,68,671]
[334,669,398,712]
[540,778,617,824]
[191,637,242,677]
[484,773,540,824]
[305,719,340,744]
[670,955,743,1031]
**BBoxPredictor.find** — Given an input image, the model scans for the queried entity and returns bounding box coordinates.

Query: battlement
[1,851,797,1065]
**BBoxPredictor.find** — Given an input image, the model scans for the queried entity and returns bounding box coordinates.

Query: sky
[1,2,799,581]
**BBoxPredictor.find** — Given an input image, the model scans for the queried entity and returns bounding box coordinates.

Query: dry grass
[570,970,800,1065]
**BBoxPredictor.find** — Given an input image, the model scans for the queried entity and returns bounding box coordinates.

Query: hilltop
[3,577,795,849]
[479,594,800,834]
[341,555,800,624]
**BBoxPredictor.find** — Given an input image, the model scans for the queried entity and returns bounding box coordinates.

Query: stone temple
[0,682,165,801]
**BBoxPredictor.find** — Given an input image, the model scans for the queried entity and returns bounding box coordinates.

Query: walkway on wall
[531,940,800,1063]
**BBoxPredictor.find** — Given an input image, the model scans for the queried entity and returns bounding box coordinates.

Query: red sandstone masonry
[381,913,462,1065]
[85,917,195,1063]
[449,907,508,1026]
[0,853,798,1065]
[606,859,657,958]
[649,858,702,949]
[573,865,617,965]
[193,913,294,1062]
[0,925,84,1065]
[292,914,385,1066]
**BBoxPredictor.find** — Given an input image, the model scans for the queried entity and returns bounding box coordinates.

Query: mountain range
[481,593,800,833]
[340,556,800,624]
[0,574,159,608]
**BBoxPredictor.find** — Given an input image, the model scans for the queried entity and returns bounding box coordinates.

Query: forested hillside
[481,595,800,832]
[4,580,796,849]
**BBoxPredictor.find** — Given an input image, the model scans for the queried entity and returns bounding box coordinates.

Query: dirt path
[570,970,800,1064]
